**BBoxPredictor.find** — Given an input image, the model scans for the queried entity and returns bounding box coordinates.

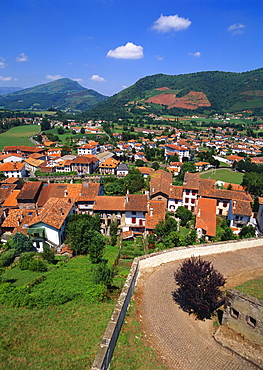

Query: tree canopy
[174,256,226,319]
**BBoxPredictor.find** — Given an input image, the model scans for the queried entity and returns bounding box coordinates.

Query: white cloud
[107,42,144,59]
[16,53,29,62]
[228,23,246,34]
[73,78,84,83]
[155,55,164,61]
[189,52,201,57]
[45,74,64,81]
[152,14,191,33]
[90,74,106,82]
[0,58,7,69]
[0,76,12,81]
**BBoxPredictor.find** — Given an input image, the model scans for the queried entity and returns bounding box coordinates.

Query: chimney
[233,201,236,209]
[150,208,153,217]
[64,189,68,197]
[60,208,64,215]
[197,207,201,218]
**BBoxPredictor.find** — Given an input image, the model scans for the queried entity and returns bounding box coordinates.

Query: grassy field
[200,169,243,184]
[0,125,40,151]
[235,276,263,300]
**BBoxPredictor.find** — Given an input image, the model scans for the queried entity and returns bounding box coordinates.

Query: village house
[0,162,27,178]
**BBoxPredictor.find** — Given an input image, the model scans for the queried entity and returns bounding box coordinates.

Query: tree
[176,206,192,227]
[80,127,85,134]
[41,118,51,131]
[92,260,113,286]
[66,214,101,255]
[42,244,55,264]
[174,256,226,319]
[110,220,119,246]
[154,213,178,242]
[239,225,256,239]
[151,161,160,170]
[88,231,105,263]
[177,162,196,182]
[11,232,33,255]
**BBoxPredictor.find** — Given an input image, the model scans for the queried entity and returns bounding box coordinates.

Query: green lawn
[235,276,263,300]
[0,125,40,151]
[200,169,243,184]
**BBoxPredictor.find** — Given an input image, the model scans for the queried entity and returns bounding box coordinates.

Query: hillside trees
[66,214,104,262]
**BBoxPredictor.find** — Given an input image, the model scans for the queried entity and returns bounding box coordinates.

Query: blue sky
[1,0,262,96]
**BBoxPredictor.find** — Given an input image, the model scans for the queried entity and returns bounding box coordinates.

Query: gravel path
[137,245,263,369]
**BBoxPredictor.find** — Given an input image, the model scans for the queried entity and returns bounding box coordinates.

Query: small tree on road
[173,256,226,319]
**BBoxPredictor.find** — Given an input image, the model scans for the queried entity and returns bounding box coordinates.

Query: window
[185,198,189,203]
[132,218,136,224]
[191,199,195,204]
[219,209,223,215]
[186,190,190,195]
[175,200,178,204]
[246,316,256,328]
[230,308,239,319]
[223,202,228,208]
[131,211,136,215]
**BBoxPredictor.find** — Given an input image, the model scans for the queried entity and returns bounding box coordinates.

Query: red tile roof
[145,200,166,229]
[195,198,217,237]
[93,196,125,211]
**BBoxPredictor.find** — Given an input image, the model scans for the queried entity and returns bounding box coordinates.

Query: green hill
[0,78,108,112]
[83,68,263,119]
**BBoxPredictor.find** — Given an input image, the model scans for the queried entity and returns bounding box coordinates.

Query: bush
[0,249,16,267]
[19,252,35,270]
[29,259,47,272]
[92,261,113,286]
[174,256,226,319]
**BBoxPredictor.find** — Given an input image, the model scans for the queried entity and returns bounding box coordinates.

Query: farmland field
[200,168,243,184]
[0,125,40,150]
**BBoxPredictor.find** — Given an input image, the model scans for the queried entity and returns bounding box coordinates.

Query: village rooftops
[145,200,166,230]
[17,181,42,202]
[125,194,148,212]
[93,196,125,211]
[195,198,217,237]
[29,197,74,230]
[78,182,101,202]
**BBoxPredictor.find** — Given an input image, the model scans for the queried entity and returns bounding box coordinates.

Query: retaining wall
[91,236,263,370]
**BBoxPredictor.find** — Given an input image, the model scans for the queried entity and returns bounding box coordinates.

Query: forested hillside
[82,68,263,119]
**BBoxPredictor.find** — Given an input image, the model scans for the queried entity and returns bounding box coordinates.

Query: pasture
[0,125,40,151]
[200,168,243,184]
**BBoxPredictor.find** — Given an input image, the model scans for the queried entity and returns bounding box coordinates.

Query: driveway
[137,245,263,369]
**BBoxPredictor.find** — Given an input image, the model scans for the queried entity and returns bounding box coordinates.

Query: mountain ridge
[0,78,108,112]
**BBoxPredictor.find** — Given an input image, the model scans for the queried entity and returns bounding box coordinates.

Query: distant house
[123,194,148,235]
[195,198,217,240]
[116,163,129,177]
[0,162,27,178]
[145,200,166,234]
[70,155,99,175]
[168,185,183,212]
[28,197,75,251]
[228,199,252,234]
[16,181,43,209]
[99,157,119,175]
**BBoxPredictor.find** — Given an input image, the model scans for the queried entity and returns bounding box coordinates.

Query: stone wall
[222,289,263,346]
[91,236,263,369]
[91,258,139,370]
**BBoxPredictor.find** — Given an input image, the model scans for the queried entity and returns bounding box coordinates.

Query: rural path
[136,245,263,370]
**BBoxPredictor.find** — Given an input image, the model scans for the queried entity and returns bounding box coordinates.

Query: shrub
[29,259,47,272]
[174,256,226,319]
[92,261,113,286]
[19,252,35,270]
[0,249,16,267]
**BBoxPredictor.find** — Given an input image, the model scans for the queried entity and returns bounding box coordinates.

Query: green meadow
[0,125,40,151]
[200,168,243,184]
